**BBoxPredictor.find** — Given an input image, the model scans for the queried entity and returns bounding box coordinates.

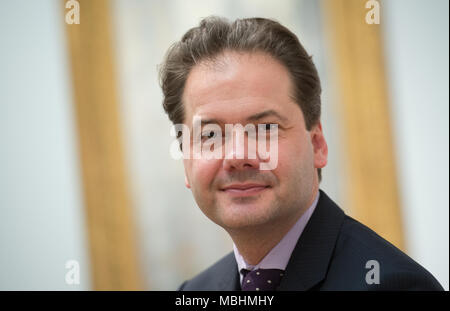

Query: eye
[203,130,217,139]
[208,131,216,138]
[261,123,278,131]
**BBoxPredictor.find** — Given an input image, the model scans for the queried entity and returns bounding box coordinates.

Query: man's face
[182,51,327,231]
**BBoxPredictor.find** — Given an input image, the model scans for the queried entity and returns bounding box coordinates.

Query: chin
[215,202,277,230]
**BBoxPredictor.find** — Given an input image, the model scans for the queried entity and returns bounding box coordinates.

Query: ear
[184,174,191,189]
[310,122,328,169]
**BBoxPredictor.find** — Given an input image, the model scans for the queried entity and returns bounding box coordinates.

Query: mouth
[220,183,271,197]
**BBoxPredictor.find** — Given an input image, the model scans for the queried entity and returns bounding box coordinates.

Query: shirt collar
[233,191,320,275]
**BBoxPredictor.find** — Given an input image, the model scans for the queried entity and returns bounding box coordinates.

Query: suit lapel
[277,190,345,290]
[216,252,241,291]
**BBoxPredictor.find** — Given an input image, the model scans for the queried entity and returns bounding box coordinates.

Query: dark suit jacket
[179,190,444,290]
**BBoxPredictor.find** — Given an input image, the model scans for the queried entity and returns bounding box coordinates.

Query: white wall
[0,0,91,290]
[383,0,449,290]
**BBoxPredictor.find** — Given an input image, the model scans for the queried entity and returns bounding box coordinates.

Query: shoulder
[178,252,238,291]
[323,215,444,290]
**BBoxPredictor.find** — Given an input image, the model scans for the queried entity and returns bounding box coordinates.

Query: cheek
[271,143,296,180]
[277,134,312,173]
[188,159,222,191]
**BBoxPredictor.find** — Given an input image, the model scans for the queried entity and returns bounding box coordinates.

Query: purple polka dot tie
[241,268,285,291]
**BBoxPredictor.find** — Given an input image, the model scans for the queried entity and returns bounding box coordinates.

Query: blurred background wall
[0,0,448,290]
[382,0,449,288]
[0,0,91,290]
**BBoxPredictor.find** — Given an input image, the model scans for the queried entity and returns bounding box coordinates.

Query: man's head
[159,16,327,232]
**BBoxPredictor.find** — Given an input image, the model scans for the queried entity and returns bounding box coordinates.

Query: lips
[220,183,270,197]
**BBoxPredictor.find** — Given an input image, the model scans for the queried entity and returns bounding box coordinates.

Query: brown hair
[159,16,322,180]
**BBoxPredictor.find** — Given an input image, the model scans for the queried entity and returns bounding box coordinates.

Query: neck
[229,214,300,265]
[228,186,319,265]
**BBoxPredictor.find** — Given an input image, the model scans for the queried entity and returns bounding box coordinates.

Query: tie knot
[241,268,285,291]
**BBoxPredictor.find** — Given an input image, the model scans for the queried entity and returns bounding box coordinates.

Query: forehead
[182,51,295,122]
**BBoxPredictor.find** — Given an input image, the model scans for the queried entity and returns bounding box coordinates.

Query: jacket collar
[277,189,345,290]
[216,252,241,290]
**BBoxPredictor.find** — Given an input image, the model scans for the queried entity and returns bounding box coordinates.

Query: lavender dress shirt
[233,191,320,284]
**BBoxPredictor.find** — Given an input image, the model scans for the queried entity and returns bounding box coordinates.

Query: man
[159,16,443,290]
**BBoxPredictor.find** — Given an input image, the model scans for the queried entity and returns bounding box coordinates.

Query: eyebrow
[200,109,288,126]
[247,109,288,122]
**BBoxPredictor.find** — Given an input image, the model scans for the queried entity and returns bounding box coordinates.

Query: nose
[222,128,261,171]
